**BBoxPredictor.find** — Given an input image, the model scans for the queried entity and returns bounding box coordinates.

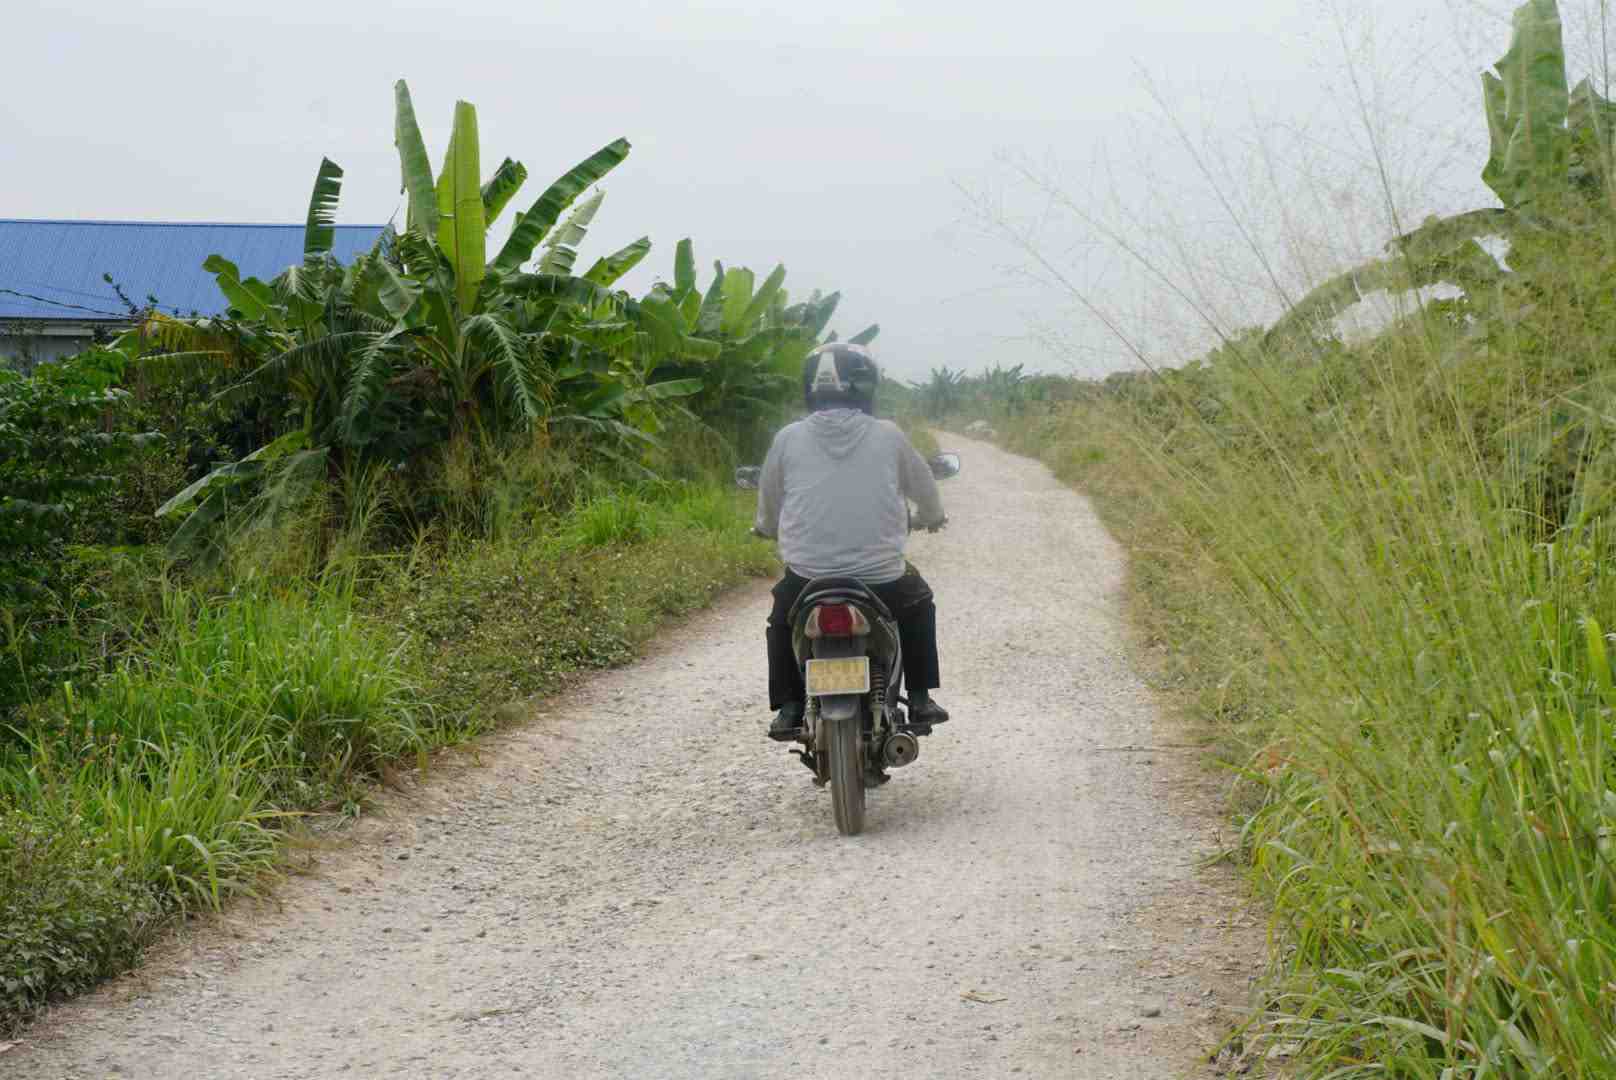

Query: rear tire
[828,715,866,836]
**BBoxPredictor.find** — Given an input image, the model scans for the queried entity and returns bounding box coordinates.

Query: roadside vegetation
[0,82,875,1030]
[934,2,1616,1074]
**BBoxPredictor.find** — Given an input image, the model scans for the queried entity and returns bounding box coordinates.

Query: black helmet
[802,343,881,414]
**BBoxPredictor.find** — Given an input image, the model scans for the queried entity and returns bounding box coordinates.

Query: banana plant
[1267,0,1616,349]
[1482,0,1571,211]
[1467,0,1616,212]
[155,88,621,551]
[640,242,882,455]
[150,81,886,555]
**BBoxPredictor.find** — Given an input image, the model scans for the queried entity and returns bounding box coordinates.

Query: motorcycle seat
[790,576,896,624]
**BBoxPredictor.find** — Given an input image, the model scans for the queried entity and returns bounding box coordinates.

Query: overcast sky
[0,0,1584,381]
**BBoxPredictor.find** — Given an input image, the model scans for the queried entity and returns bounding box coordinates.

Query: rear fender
[818,695,862,723]
[815,700,862,755]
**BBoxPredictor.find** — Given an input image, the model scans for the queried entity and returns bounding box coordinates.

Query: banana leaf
[697,261,727,334]
[737,264,786,330]
[720,268,755,337]
[271,260,334,324]
[393,80,440,240]
[801,291,841,337]
[156,430,310,518]
[1264,207,1512,347]
[481,157,528,226]
[359,254,422,321]
[570,381,629,418]
[849,323,881,346]
[337,329,405,444]
[504,272,621,312]
[303,158,344,258]
[203,255,277,322]
[635,296,720,363]
[680,286,703,329]
[436,101,486,312]
[464,313,547,427]
[584,236,652,286]
[135,350,238,386]
[492,138,630,272]
[537,190,605,276]
[1482,0,1570,208]
[241,447,330,535]
[636,378,703,401]
[674,239,696,297]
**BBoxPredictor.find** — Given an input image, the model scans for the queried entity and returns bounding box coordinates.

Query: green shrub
[0,807,159,1033]
[0,350,159,713]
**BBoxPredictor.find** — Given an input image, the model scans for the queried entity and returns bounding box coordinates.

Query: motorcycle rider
[753,342,950,741]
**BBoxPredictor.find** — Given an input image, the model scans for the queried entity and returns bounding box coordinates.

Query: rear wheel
[828,715,866,836]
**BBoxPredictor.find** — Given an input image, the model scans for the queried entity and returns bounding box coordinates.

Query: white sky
[2,0,1595,380]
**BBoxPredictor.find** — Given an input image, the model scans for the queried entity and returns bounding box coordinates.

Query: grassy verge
[956,227,1616,1075]
[382,483,775,720]
[896,413,941,458]
[0,476,771,1034]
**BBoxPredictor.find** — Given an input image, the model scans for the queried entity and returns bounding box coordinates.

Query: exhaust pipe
[882,732,920,768]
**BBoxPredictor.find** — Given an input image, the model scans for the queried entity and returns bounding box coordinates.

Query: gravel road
[10,434,1262,1078]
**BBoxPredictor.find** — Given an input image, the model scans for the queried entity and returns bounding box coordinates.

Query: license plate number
[805,657,871,696]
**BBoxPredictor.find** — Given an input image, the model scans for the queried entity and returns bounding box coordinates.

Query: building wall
[1,321,120,374]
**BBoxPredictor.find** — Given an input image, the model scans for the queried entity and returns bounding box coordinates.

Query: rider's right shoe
[909,693,950,726]
[768,701,806,742]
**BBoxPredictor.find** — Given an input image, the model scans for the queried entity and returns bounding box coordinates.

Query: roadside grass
[0,465,773,1034]
[387,483,774,721]
[898,415,941,459]
[964,226,1616,1075]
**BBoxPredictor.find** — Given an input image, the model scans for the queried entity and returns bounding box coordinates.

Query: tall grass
[992,223,1616,1073]
[0,413,776,1032]
[12,589,435,799]
[0,585,432,1028]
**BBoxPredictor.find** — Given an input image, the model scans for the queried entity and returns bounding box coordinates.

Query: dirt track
[11,434,1261,1078]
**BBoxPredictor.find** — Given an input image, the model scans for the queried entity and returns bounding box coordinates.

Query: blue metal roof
[0,219,387,322]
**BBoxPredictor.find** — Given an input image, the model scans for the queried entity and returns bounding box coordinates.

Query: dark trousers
[767,566,941,710]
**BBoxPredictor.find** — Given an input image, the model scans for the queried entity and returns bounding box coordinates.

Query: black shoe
[910,695,950,725]
[769,701,806,742]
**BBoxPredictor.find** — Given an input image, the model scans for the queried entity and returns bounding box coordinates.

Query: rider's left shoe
[769,700,806,742]
[909,693,950,726]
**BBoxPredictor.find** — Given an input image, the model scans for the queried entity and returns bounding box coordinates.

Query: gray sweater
[753,409,945,584]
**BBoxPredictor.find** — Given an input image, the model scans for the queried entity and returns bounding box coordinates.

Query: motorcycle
[738,451,961,835]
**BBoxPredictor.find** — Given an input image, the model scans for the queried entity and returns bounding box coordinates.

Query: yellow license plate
[805,657,871,696]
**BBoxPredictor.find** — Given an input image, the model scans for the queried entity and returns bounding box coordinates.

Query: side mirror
[734,466,762,490]
[928,453,961,480]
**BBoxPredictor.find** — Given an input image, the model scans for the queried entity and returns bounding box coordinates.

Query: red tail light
[806,602,871,638]
[818,603,856,636]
